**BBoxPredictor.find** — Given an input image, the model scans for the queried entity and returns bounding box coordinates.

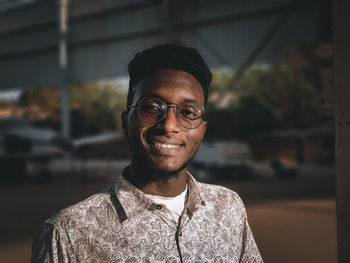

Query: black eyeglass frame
[127,97,205,129]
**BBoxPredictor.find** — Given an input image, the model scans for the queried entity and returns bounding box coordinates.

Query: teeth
[153,141,180,149]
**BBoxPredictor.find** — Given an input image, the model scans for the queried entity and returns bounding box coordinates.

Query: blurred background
[0,0,336,262]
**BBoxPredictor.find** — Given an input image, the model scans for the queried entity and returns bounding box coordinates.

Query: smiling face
[124,69,207,179]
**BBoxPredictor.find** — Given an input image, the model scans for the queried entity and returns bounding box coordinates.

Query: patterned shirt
[31,171,263,263]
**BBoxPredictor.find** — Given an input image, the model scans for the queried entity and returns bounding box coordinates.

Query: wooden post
[333,0,350,262]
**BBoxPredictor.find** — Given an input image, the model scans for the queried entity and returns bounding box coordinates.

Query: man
[31,44,263,262]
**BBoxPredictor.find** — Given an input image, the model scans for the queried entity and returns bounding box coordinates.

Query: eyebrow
[140,93,202,105]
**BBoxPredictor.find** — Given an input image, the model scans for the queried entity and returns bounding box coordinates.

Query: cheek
[127,111,142,135]
[188,129,205,150]
[127,120,142,144]
[128,123,144,141]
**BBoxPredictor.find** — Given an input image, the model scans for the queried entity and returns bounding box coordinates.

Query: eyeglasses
[128,97,205,129]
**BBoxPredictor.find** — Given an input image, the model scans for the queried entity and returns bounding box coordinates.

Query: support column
[58,0,70,138]
[333,0,350,262]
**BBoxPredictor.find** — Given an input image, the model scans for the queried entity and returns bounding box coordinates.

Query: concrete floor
[248,199,337,263]
[0,160,337,263]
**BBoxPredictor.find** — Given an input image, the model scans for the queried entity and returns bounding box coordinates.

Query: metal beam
[173,0,322,30]
[0,1,156,38]
[0,0,322,62]
[0,28,163,62]
[0,0,329,90]
[58,0,70,138]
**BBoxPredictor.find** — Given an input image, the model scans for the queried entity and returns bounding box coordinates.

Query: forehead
[132,69,205,105]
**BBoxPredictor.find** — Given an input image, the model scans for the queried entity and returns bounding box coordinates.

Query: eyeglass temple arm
[127,103,138,110]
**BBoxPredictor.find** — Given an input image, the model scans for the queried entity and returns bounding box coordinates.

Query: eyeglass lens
[137,97,203,129]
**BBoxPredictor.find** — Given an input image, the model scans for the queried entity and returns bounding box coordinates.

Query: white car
[190,141,254,180]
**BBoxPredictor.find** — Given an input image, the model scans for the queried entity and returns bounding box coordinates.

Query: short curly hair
[127,43,212,107]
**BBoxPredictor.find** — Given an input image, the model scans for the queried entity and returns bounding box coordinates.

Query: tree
[206,61,324,139]
[17,80,128,138]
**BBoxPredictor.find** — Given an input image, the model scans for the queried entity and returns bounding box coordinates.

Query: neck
[125,162,188,197]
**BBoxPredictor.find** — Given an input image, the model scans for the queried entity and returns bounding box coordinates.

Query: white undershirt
[145,185,188,222]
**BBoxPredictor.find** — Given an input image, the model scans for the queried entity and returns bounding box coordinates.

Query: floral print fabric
[31,171,263,263]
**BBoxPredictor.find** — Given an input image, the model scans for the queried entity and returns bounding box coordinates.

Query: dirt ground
[0,160,337,263]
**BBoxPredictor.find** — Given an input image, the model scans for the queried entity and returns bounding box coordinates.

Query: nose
[158,105,181,132]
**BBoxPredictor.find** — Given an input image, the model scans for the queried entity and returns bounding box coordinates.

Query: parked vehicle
[190,141,254,180]
[0,117,72,181]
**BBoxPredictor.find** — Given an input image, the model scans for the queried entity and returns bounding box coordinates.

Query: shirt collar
[185,171,206,218]
[113,168,206,221]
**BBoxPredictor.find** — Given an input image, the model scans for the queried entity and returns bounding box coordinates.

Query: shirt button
[156,205,162,210]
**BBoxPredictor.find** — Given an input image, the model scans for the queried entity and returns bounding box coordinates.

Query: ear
[200,121,208,141]
[122,111,128,135]
[202,121,208,132]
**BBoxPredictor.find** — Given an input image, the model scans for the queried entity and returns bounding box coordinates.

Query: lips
[147,138,184,155]
[153,141,181,149]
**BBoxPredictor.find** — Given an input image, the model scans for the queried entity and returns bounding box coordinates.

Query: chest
[72,208,244,262]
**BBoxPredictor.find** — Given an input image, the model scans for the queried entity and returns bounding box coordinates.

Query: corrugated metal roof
[0,0,331,89]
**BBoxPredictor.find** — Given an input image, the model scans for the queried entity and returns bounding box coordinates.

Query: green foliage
[70,81,127,138]
[18,86,61,129]
[206,62,324,139]
[18,80,127,138]
[210,67,235,93]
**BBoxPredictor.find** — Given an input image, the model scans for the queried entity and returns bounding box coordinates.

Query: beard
[133,151,193,181]
[127,137,197,184]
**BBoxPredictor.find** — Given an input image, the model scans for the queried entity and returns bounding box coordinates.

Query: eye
[139,104,161,113]
[180,106,201,120]
[139,98,166,114]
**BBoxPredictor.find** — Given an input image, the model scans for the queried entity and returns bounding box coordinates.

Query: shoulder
[196,181,246,213]
[47,185,117,231]
[32,185,120,261]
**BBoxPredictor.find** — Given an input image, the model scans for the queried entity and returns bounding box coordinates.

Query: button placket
[151,204,179,227]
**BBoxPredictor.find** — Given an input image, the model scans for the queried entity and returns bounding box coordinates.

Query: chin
[134,157,187,181]
[151,156,193,175]
[130,141,193,180]
[151,160,182,171]
[148,162,185,176]
[152,169,182,180]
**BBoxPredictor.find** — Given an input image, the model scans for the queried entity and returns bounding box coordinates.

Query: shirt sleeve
[31,223,75,263]
[239,215,264,263]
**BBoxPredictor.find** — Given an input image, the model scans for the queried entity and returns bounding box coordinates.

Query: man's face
[124,69,207,176]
